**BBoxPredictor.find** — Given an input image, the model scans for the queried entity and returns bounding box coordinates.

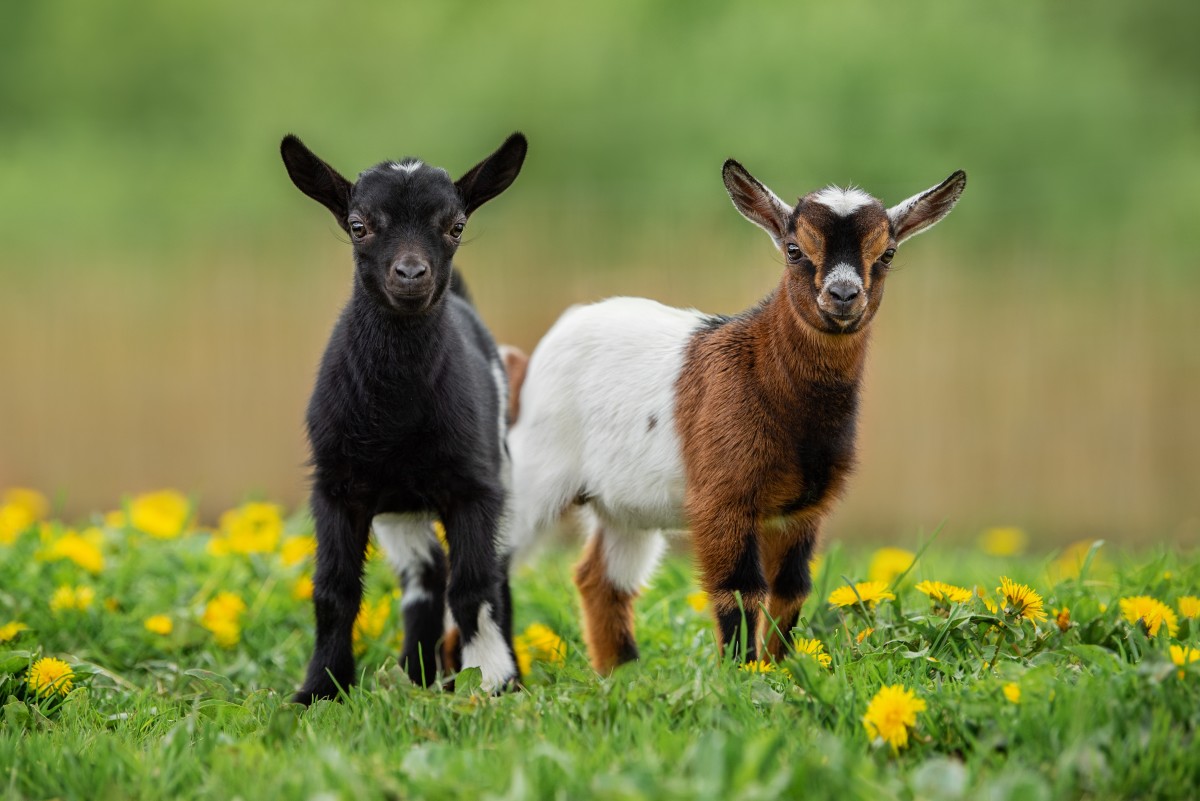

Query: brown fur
[499,344,529,427]
[574,531,640,673]
[674,197,893,660]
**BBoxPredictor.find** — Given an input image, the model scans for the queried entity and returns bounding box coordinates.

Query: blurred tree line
[1,0,1197,271]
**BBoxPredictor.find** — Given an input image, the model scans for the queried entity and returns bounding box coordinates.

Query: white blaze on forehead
[811,186,875,217]
[390,160,423,173]
[822,262,864,291]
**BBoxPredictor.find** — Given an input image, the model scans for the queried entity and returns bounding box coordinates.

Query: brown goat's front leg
[691,506,767,663]
[759,518,819,661]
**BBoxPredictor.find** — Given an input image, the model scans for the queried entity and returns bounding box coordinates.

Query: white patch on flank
[391,160,423,173]
[600,524,667,595]
[506,297,702,557]
[812,186,874,217]
[372,513,438,597]
[821,263,864,293]
[460,602,516,691]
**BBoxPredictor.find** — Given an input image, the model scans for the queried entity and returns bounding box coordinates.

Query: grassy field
[1,488,1198,800]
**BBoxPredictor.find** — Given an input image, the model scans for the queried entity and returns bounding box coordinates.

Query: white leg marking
[372,513,439,603]
[460,602,516,691]
[601,526,666,595]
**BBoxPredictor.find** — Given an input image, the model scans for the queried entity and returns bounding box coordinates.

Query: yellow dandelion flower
[433,520,449,552]
[0,503,39,545]
[1178,596,1200,620]
[997,577,1048,623]
[209,502,283,556]
[514,638,532,675]
[809,554,825,580]
[856,627,875,644]
[201,591,247,648]
[352,596,391,655]
[104,509,128,529]
[829,581,895,609]
[793,637,832,668]
[979,526,1027,556]
[1053,607,1072,633]
[3,487,49,520]
[1170,644,1200,679]
[49,584,95,613]
[915,580,974,605]
[867,547,915,584]
[739,660,776,674]
[1046,540,1107,584]
[0,621,29,643]
[129,490,192,539]
[686,591,709,613]
[518,623,566,664]
[1118,596,1178,638]
[1003,682,1021,704]
[292,574,314,601]
[144,615,173,635]
[37,528,105,574]
[27,657,74,697]
[862,685,926,752]
[280,535,316,567]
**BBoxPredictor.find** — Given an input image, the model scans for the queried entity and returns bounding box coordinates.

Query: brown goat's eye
[880,248,895,265]
[786,243,802,261]
[451,222,465,238]
[349,219,367,239]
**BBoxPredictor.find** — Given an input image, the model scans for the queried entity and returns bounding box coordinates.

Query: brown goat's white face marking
[811,186,874,218]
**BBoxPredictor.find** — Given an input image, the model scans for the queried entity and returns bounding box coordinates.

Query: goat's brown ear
[456,133,527,217]
[281,135,353,231]
[722,160,791,245]
[887,170,966,244]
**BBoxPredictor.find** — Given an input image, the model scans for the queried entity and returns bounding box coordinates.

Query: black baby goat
[280,132,527,703]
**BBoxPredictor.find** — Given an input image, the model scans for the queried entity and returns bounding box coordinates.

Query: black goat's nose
[828,282,860,303]
[393,261,429,280]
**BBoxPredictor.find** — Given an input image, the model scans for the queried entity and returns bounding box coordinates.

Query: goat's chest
[764,382,860,517]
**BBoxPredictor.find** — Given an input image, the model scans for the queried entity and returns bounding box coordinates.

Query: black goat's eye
[451,222,465,238]
[349,219,367,239]
[880,248,895,265]
[786,243,802,261]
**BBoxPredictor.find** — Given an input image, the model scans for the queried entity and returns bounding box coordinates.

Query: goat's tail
[449,268,473,306]
[498,345,529,427]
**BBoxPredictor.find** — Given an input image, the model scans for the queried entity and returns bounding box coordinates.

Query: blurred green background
[2,1,1197,545]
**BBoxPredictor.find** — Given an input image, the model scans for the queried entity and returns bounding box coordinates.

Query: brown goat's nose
[393,260,429,280]
[827,282,860,303]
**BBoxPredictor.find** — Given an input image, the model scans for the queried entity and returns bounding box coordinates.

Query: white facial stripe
[822,263,863,291]
[812,186,874,217]
[460,602,516,690]
[391,160,423,173]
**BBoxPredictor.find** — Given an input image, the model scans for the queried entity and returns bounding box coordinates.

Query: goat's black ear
[455,133,527,217]
[722,160,791,245]
[281,135,354,231]
[887,170,967,244]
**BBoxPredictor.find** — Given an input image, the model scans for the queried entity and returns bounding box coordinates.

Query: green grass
[1,502,1198,800]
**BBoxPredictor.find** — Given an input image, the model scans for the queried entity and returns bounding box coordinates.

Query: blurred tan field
[3,232,1196,546]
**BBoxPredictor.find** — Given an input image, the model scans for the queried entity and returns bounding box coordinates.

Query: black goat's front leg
[294,490,370,704]
[442,492,518,691]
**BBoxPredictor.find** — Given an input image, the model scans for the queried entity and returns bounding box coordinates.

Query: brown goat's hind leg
[760,520,818,661]
[575,517,663,673]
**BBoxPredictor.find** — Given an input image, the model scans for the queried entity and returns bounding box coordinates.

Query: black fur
[281,132,527,704]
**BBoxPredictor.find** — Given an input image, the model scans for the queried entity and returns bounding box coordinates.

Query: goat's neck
[347,287,450,381]
[750,278,870,399]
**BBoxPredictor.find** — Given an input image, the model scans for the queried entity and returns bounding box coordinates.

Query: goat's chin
[383,291,435,315]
